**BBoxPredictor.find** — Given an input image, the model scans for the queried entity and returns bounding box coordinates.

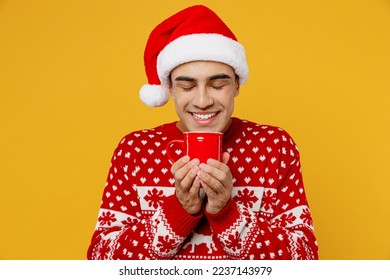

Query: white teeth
[193,113,217,120]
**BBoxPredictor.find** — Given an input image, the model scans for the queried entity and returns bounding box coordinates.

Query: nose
[192,87,214,109]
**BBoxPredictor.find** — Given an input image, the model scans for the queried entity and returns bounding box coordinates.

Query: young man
[87,5,318,260]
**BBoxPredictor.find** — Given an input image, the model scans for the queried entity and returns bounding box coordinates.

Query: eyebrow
[174,73,233,82]
[208,73,233,81]
[174,76,196,82]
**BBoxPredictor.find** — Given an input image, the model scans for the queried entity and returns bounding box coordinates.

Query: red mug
[167,131,223,164]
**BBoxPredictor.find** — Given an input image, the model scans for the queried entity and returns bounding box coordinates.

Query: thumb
[222,152,230,164]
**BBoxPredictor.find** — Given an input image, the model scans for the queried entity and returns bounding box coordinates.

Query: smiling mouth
[192,112,218,120]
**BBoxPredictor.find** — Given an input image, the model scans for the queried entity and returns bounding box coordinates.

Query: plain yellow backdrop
[0,0,389,259]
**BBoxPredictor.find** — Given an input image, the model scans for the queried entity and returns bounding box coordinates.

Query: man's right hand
[170,156,202,215]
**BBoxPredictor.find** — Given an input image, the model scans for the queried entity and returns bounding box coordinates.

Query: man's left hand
[197,152,233,214]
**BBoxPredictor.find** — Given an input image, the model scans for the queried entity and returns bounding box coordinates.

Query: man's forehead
[171,61,234,77]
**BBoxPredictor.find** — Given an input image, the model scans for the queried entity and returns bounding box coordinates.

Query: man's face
[169,61,239,132]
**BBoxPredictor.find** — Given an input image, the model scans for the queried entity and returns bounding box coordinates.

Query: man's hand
[170,156,202,215]
[197,152,233,214]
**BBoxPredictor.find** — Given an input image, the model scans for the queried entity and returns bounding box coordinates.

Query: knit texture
[87,118,318,259]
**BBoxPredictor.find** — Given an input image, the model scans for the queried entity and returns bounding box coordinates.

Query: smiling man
[87,5,318,260]
[170,61,238,133]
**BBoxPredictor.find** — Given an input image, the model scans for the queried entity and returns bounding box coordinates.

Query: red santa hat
[139,5,249,107]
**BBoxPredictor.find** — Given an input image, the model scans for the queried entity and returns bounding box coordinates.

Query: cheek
[172,93,190,109]
[220,92,236,108]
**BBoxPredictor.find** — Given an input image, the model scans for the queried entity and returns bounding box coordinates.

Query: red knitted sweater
[87,118,318,259]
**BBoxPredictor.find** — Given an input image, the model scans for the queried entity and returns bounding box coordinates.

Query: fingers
[170,155,190,174]
[198,159,232,184]
[222,152,230,164]
[181,165,199,192]
[177,181,202,215]
[170,156,203,215]
[171,156,200,188]
[200,178,231,215]
[197,156,233,214]
[170,154,233,215]
[191,176,202,195]
[198,168,231,198]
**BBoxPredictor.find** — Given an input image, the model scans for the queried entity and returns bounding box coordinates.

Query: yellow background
[0,0,389,259]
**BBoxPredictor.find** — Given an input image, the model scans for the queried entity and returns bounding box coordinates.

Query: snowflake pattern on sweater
[87,118,318,260]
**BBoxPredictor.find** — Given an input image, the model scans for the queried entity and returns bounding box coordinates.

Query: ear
[168,87,175,99]
[234,86,240,97]
[168,75,175,99]
[234,76,240,97]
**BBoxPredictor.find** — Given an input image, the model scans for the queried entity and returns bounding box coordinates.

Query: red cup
[167,131,223,164]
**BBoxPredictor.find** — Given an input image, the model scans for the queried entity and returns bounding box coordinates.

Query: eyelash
[182,87,194,91]
[180,84,225,91]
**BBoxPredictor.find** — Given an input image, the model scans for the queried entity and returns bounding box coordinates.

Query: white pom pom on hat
[139,5,249,107]
[139,84,169,107]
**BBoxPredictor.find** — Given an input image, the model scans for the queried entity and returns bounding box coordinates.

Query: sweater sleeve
[87,137,202,260]
[205,130,319,260]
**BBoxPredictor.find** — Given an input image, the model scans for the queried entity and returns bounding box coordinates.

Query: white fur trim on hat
[139,84,169,107]
[157,33,249,88]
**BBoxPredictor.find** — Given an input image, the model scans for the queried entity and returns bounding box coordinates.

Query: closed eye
[182,86,194,91]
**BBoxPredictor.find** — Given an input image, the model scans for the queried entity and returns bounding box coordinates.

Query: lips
[192,112,217,120]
